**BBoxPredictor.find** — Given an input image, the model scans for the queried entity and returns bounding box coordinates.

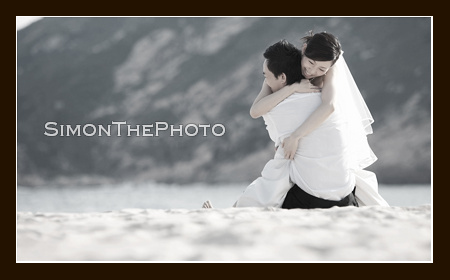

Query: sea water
[17,183,431,213]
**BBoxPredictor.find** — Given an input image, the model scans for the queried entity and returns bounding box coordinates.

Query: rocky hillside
[17,17,431,186]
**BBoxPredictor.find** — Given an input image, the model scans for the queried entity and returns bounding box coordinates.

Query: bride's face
[301,55,333,79]
[263,60,285,92]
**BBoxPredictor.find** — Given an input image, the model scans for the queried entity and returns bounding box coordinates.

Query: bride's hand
[291,79,321,94]
[281,135,300,160]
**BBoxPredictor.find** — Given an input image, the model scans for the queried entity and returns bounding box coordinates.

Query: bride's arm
[249,80,291,119]
[250,79,320,119]
[281,67,337,159]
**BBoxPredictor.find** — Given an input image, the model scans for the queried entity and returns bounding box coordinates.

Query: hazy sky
[16,16,42,30]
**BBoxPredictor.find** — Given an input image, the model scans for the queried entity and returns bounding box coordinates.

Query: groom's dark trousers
[281,184,359,209]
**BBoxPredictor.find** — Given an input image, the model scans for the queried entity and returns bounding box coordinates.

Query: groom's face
[263,60,285,92]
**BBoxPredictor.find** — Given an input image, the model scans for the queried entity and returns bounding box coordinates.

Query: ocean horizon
[17,182,432,213]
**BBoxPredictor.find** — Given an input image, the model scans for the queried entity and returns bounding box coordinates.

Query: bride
[204,32,388,209]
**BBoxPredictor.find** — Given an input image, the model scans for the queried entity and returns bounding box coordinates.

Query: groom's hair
[263,40,303,85]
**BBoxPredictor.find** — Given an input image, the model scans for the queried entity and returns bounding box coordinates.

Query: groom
[260,39,358,209]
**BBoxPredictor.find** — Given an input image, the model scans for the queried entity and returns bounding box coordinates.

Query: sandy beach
[17,204,431,262]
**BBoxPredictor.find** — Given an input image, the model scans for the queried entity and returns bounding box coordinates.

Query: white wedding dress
[234,56,389,208]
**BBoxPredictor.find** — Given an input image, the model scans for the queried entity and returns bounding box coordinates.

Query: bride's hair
[301,31,342,66]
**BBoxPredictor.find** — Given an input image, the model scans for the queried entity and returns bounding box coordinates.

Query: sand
[17,205,431,262]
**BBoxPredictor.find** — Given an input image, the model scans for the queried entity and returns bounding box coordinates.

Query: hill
[17,17,431,186]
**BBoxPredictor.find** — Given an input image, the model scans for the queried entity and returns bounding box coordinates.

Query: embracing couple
[203,31,388,209]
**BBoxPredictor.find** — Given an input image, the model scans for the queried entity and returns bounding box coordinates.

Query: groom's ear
[280,73,287,84]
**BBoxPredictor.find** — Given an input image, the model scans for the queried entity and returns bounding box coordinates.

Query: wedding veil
[333,54,378,170]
